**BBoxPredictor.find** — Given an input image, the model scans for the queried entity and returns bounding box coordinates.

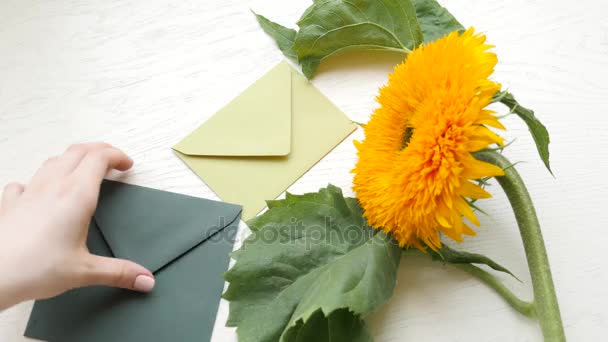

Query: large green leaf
[284,308,372,342]
[223,185,401,342]
[292,0,423,78]
[253,12,298,61]
[495,91,552,173]
[413,0,464,42]
[252,0,469,78]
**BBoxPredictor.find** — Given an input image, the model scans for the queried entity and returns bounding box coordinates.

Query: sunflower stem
[455,264,536,318]
[474,151,565,342]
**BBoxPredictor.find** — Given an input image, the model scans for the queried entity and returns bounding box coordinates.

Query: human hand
[0,143,155,310]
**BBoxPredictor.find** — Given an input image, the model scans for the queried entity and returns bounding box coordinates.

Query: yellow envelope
[173,61,357,220]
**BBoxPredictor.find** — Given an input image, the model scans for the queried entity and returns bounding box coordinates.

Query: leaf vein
[303,21,406,57]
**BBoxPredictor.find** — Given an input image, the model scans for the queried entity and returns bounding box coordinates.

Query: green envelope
[24,180,241,342]
[173,61,358,221]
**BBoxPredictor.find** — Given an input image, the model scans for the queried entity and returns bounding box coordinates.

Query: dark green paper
[24,180,241,342]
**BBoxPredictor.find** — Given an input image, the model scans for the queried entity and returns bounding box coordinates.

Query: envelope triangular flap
[93,180,241,273]
[174,62,292,157]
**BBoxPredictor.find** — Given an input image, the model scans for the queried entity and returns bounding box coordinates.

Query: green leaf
[283,308,372,342]
[413,0,464,42]
[253,0,467,78]
[427,243,520,281]
[495,91,552,173]
[224,185,401,342]
[416,243,535,317]
[253,11,298,61]
[456,264,536,318]
[292,0,423,78]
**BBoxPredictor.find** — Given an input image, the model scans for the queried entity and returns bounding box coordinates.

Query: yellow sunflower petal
[460,181,492,199]
[462,223,477,236]
[466,137,495,152]
[478,111,506,129]
[461,156,505,179]
[454,196,481,226]
[436,214,452,228]
[470,125,505,147]
[439,225,464,242]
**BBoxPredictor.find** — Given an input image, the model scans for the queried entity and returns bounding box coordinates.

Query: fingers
[72,147,133,192]
[28,156,63,190]
[1,182,25,211]
[28,143,126,190]
[57,143,113,175]
[78,254,155,292]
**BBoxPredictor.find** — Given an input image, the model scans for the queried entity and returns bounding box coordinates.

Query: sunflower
[353,28,506,250]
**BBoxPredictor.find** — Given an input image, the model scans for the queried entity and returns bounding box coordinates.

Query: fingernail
[133,275,155,292]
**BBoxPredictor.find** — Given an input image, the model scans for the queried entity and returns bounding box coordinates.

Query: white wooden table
[1,0,606,340]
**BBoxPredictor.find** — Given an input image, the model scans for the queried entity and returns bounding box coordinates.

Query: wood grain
[1,0,606,341]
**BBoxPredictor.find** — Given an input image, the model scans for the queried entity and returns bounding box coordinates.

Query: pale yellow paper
[173,61,357,220]
[175,62,292,156]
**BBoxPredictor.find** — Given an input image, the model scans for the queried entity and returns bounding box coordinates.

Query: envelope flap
[173,62,292,157]
[93,180,241,274]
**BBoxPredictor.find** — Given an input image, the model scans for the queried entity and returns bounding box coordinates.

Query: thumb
[1,182,25,212]
[80,254,155,292]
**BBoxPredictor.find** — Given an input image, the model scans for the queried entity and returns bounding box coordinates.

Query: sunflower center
[401,126,414,149]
